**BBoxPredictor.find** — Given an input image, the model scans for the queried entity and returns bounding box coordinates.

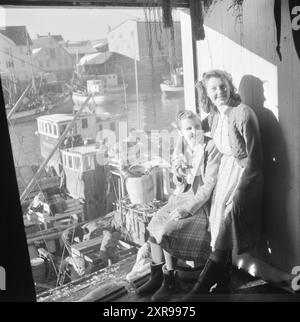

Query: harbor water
[8,89,185,188]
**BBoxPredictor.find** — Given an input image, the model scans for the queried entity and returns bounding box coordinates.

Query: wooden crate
[113,201,163,246]
[71,236,103,261]
[37,199,84,229]
[70,236,136,275]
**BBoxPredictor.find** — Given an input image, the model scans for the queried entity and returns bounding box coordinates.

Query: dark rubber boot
[136,262,164,296]
[151,265,180,302]
[180,259,228,302]
[210,264,232,294]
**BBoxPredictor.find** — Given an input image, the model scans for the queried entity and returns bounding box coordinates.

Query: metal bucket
[125,165,155,205]
[30,258,46,283]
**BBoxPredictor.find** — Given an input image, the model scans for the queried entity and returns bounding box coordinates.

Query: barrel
[30,258,46,283]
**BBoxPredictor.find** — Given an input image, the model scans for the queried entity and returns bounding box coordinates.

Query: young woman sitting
[136,110,221,301]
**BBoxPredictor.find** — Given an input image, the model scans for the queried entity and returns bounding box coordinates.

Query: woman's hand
[172,157,189,178]
[169,208,191,221]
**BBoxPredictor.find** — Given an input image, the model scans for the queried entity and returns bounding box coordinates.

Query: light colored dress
[209,107,244,251]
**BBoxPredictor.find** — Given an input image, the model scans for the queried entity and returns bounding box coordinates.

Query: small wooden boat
[160,81,184,95]
[160,67,184,96]
[8,93,73,124]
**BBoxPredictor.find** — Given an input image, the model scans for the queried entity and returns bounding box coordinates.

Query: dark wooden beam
[0,0,189,7]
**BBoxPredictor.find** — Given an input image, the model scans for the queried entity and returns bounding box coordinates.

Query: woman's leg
[163,250,176,271]
[136,239,164,296]
[181,249,232,301]
[209,249,232,267]
[151,250,179,302]
[150,241,164,264]
[208,249,232,293]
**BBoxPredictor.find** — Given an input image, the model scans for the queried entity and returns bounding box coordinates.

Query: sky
[1,7,148,41]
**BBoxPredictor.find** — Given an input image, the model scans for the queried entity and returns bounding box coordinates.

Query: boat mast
[8,48,17,106]
[120,65,128,110]
[25,30,36,96]
[6,85,31,121]
[134,57,139,129]
[20,94,93,203]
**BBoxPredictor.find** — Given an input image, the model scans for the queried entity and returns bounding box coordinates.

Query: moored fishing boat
[7,81,73,124]
[8,93,73,123]
[160,81,184,94]
[72,74,127,109]
[160,67,184,96]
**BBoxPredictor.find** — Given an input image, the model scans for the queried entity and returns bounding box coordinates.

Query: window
[84,155,92,171]
[82,118,88,129]
[1,6,186,297]
[74,156,81,170]
[68,155,73,168]
[63,154,67,167]
[53,125,57,136]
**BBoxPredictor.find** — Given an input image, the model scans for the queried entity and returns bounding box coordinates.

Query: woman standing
[183,70,264,299]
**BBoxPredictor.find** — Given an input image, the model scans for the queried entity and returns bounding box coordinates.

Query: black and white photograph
[0,0,300,305]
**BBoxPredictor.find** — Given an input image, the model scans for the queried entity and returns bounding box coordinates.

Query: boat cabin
[61,143,109,220]
[37,112,123,172]
[87,80,105,95]
[61,143,106,175]
[87,74,118,90]
[37,113,99,173]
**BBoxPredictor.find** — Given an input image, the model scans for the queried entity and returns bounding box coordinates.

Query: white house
[32,35,73,80]
[107,19,182,70]
[0,26,33,82]
[63,40,98,61]
[0,31,16,80]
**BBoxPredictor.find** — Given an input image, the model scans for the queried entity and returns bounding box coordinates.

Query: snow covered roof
[32,48,42,57]
[77,52,113,66]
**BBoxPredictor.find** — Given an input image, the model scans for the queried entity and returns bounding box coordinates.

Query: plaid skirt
[147,190,211,266]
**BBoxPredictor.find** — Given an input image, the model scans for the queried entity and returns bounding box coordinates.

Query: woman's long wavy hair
[196,70,241,114]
